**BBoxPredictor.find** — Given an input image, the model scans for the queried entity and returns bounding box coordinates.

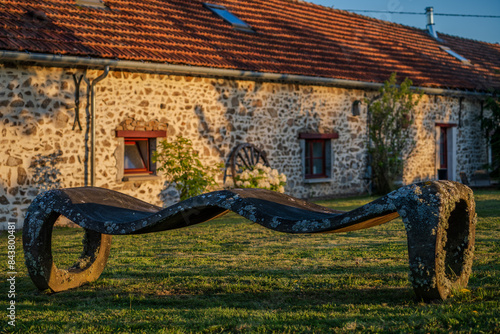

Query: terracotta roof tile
[1,0,499,91]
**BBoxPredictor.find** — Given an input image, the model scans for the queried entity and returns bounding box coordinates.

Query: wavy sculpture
[23,180,476,301]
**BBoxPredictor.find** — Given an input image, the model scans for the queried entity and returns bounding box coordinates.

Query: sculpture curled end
[390,181,476,301]
[22,191,111,292]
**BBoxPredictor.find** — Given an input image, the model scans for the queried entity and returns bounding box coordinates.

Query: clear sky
[307,0,500,44]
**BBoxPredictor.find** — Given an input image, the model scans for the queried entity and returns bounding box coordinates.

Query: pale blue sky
[307,0,500,44]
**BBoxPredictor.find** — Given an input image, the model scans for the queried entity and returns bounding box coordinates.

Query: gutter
[0,50,490,98]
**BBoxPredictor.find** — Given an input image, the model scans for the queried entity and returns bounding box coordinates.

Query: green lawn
[1,190,499,333]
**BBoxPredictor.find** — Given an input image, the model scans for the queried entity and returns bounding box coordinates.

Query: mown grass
[1,190,499,333]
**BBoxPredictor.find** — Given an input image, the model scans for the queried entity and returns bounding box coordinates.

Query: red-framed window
[304,140,327,178]
[124,138,152,174]
[116,130,166,176]
[299,133,338,179]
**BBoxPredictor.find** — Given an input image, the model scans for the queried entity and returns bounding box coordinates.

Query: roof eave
[0,50,491,98]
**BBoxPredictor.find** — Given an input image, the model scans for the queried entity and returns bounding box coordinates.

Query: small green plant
[231,163,286,193]
[152,136,221,201]
[366,73,422,195]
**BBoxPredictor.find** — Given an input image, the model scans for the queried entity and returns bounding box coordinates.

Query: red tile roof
[1,0,499,91]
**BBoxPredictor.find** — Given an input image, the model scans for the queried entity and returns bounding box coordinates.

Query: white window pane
[124,143,146,169]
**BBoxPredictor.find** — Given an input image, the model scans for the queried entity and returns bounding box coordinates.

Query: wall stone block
[6,156,22,166]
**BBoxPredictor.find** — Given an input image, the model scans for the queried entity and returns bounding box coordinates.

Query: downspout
[90,66,109,187]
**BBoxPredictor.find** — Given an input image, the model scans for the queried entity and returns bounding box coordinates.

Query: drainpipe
[90,66,109,187]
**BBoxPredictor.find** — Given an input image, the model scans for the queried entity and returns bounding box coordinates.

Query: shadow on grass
[17,266,414,308]
[19,282,414,309]
[101,263,411,280]
[12,287,415,333]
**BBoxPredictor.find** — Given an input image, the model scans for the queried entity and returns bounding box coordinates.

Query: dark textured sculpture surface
[23,180,476,301]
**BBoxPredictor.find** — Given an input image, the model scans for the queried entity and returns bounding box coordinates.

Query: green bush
[152,136,221,201]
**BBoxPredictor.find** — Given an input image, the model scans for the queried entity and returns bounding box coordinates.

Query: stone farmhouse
[1,0,500,229]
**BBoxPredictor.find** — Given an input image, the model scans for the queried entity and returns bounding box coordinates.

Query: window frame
[116,130,166,181]
[299,133,338,182]
[435,123,457,181]
[304,139,327,179]
[203,2,254,33]
[124,137,152,175]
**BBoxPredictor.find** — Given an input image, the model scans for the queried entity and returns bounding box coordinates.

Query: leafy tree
[152,136,221,201]
[366,73,422,194]
[481,94,500,179]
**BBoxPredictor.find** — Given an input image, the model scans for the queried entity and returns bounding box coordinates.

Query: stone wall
[404,95,488,184]
[0,64,489,229]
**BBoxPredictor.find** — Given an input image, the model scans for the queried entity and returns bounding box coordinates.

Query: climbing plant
[152,136,221,201]
[366,73,422,195]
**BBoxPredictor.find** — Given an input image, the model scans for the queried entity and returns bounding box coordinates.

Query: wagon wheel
[223,143,270,185]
